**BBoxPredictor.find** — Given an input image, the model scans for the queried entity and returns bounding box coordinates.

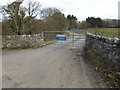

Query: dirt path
[2,38,107,88]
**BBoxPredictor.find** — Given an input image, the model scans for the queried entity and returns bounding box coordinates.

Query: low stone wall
[85,33,120,71]
[1,34,44,49]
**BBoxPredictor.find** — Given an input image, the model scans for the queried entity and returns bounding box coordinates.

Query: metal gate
[41,30,88,47]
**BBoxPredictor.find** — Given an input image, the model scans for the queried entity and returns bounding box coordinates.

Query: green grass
[45,40,56,45]
[76,28,119,38]
[85,50,101,64]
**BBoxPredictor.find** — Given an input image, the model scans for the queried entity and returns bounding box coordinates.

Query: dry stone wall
[1,34,44,49]
[85,33,120,71]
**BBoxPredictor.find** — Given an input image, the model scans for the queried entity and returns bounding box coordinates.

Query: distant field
[79,28,119,38]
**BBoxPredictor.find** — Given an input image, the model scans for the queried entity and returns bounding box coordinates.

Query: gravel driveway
[2,36,107,88]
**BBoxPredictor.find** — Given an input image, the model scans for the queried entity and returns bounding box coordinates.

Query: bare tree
[41,8,60,19]
[23,0,41,34]
[41,8,68,31]
[24,0,41,18]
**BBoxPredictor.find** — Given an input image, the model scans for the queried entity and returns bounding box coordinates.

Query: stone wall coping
[87,33,120,45]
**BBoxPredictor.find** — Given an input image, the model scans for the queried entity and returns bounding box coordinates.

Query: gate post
[72,31,74,46]
[42,31,44,42]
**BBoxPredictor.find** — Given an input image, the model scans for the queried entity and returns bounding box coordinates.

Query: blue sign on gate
[56,35,67,41]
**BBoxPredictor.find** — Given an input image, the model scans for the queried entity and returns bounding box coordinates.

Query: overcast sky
[0,0,120,21]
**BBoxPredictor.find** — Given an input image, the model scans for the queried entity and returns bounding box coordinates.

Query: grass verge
[83,48,120,88]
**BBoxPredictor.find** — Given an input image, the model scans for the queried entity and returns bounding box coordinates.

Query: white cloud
[0,0,119,21]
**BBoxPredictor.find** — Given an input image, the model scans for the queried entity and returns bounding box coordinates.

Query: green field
[79,28,119,38]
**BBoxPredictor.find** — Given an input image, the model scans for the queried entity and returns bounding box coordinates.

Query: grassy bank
[83,49,120,88]
[77,28,119,38]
